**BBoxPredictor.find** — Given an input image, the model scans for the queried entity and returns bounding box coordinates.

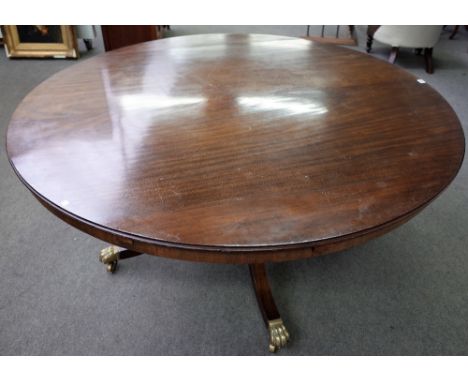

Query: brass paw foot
[99,246,120,273]
[268,318,290,352]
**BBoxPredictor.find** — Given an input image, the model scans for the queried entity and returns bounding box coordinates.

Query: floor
[0,26,467,355]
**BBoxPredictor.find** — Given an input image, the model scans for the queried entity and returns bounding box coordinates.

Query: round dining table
[6,34,465,352]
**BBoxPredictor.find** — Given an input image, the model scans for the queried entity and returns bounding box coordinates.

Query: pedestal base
[98,245,289,352]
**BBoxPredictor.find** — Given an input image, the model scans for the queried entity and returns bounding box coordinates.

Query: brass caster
[99,246,120,273]
[106,261,118,273]
[268,318,290,352]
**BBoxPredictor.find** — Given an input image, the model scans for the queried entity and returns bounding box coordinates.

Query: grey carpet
[0,26,467,355]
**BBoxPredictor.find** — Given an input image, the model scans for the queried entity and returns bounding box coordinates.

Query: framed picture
[1,25,78,58]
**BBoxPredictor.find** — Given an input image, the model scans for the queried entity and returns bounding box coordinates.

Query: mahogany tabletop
[7,34,465,261]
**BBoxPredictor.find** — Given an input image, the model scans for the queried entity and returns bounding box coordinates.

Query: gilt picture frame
[1,25,78,58]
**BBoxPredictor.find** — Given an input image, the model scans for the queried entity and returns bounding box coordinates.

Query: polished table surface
[7,34,465,261]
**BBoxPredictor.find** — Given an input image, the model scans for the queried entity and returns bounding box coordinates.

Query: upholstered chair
[366,25,443,74]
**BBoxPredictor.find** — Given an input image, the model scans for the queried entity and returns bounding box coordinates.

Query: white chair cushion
[374,25,442,48]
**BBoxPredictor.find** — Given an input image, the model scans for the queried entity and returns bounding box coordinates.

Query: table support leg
[99,246,143,273]
[249,263,290,352]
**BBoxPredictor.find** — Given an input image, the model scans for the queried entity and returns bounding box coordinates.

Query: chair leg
[388,47,399,64]
[83,39,93,51]
[424,48,434,74]
[366,35,373,53]
[449,25,459,40]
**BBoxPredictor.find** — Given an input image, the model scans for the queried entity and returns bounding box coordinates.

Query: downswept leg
[99,246,143,273]
[249,263,290,352]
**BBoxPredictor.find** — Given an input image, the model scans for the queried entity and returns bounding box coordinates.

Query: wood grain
[6,34,465,263]
[249,263,282,322]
